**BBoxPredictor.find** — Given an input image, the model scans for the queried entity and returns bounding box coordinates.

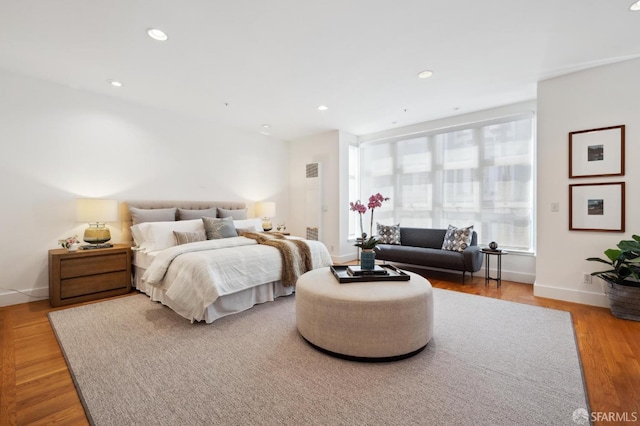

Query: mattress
[132,248,158,270]
[133,266,294,323]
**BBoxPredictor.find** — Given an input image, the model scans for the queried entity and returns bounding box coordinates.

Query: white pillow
[139,219,205,252]
[130,224,146,248]
[233,218,263,232]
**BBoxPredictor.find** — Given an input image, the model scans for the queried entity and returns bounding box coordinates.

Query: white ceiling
[1,1,639,141]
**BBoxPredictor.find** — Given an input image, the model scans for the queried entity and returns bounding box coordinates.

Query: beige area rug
[49,290,589,426]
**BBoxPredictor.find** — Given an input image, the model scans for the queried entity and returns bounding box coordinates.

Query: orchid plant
[349,193,390,250]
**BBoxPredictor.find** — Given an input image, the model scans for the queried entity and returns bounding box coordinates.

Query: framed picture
[569,182,625,232]
[569,125,625,178]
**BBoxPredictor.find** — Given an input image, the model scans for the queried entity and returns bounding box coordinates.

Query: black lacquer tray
[330,264,411,283]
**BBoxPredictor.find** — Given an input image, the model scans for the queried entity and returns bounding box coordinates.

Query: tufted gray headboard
[121,200,247,243]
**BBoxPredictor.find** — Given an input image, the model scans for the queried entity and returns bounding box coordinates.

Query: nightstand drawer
[60,253,128,279]
[49,245,132,307]
[61,271,130,299]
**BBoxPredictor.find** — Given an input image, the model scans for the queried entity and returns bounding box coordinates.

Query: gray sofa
[375,227,483,283]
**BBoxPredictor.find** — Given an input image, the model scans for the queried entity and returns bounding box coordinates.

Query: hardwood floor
[1,272,639,425]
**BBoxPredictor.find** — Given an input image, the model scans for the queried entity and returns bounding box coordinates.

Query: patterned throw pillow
[377,223,401,245]
[173,230,206,245]
[202,216,238,239]
[441,225,473,252]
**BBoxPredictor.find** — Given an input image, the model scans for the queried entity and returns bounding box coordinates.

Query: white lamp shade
[255,201,276,218]
[76,199,118,223]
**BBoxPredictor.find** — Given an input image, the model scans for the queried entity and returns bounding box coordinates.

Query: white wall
[288,130,356,263]
[0,69,290,306]
[535,58,640,306]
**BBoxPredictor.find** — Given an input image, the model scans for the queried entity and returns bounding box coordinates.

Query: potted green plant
[587,235,640,321]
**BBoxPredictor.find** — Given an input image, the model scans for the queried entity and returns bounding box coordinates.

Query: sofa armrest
[462,245,483,272]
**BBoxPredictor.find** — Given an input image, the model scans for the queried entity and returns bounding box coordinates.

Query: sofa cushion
[441,225,474,252]
[376,245,466,270]
[377,223,401,245]
[399,228,447,249]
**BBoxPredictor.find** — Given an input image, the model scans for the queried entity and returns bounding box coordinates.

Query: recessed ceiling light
[262,124,271,129]
[108,80,123,87]
[318,105,328,111]
[147,28,169,41]
[417,70,433,79]
[260,131,270,136]
[630,1,640,11]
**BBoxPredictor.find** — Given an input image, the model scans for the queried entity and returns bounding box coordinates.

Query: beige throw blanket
[241,232,312,286]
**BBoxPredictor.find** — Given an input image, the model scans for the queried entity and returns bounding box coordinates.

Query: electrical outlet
[583,273,592,285]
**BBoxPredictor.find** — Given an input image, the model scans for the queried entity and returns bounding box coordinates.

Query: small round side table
[482,249,508,288]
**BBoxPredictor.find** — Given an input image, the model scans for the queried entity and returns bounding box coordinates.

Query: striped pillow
[173,230,206,245]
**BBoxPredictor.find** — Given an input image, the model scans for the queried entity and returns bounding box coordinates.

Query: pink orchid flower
[349,194,390,250]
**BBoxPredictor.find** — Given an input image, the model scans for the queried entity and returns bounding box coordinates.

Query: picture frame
[569,182,625,232]
[569,125,625,178]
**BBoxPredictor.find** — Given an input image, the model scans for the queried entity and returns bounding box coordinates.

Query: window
[358,114,535,252]
[348,143,360,238]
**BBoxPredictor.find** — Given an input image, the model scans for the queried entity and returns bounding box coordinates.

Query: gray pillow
[129,207,176,225]
[178,207,218,220]
[217,208,248,220]
[202,216,238,239]
[441,225,473,252]
[173,230,207,245]
[377,223,401,245]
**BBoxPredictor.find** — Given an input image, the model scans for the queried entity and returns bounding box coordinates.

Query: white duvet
[142,236,332,321]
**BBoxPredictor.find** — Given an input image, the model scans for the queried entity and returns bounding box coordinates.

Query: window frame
[354,112,537,254]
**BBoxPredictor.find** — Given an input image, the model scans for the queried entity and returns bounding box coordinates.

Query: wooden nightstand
[48,244,132,307]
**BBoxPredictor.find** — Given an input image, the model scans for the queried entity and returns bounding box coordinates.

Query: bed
[122,200,333,323]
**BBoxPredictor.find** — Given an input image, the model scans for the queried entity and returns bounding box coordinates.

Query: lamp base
[83,223,112,244]
[81,243,114,250]
[262,218,273,232]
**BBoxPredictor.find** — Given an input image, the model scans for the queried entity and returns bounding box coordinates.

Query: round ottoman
[295,267,434,361]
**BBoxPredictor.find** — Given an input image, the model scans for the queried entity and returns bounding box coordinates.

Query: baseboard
[533,282,609,308]
[0,286,49,307]
[480,267,535,284]
[369,261,535,285]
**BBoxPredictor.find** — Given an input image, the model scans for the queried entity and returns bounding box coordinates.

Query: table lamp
[255,201,276,231]
[76,199,118,249]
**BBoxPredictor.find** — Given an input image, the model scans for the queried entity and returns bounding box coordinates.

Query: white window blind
[358,114,535,252]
